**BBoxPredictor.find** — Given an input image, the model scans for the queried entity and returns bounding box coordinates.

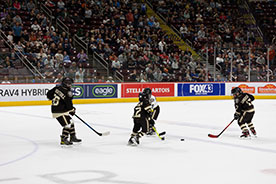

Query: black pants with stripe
[238,111,255,127]
[132,117,149,134]
[56,115,76,138]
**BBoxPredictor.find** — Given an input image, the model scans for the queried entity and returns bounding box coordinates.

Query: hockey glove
[69,107,76,116]
[234,112,240,120]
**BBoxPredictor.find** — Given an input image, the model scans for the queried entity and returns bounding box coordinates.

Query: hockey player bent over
[47,77,82,145]
[143,88,160,135]
[231,87,256,138]
[128,92,153,146]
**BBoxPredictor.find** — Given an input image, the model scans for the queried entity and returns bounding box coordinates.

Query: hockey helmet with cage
[231,87,242,97]
[143,88,152,95]
[61,77,73,89]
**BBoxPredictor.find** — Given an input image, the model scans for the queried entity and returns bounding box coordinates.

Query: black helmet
[143,88,152,95]
[139,92,149,102]
[231,87,242,97]
[61,77,73,89]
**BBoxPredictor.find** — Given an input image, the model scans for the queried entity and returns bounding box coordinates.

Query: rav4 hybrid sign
[121,83,174,98]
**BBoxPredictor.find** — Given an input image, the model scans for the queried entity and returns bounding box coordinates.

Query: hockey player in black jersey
[231,87,257,138]
[46,77,82,145]
[143,88,160,135]
[128,92,153,146]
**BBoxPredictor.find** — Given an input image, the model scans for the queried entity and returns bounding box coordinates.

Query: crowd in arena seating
[40,0,210,82]
[149,0,276,81]
[0,0,95,83]
[0,0,275,84]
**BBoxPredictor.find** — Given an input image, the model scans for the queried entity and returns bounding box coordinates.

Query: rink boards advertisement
[121,83,174,98]
[0,83,118,102]
[177,83,225,96]
[226,83,276,96]
[0,84,54,102]
[0,82,276,106]
[73,84,118,99]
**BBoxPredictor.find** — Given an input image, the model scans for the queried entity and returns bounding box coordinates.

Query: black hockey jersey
[234,93,255,113]
[132,101,152,119]
[46,85,74,115]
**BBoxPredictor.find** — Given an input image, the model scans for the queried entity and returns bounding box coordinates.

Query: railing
[0,30,45,78]
[145,0,222,80]
[56,17,69,37]
[145,0,197,56]
[40,3,53,23]
[74,35,88,56]
[243,0,264,40]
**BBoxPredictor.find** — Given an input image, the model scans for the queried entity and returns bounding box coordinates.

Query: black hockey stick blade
[75,114,110,136]
[159,131,166,136]
[208,119,235,138]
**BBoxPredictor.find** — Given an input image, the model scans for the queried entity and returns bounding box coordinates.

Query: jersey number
[133,106,141,118]
[52,94,60,106]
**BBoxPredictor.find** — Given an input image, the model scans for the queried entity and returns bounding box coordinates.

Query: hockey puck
[180,138,185,141]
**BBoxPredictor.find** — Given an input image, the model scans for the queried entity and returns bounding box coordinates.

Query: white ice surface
[1,100,276,184]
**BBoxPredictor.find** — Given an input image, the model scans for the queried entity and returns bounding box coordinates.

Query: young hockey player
[231,87,256,138]
[143,88,160,135]
[46,77,82,145]
[128,92,153,146]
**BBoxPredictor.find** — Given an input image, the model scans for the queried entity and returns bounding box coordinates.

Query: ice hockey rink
[1,99,276,184]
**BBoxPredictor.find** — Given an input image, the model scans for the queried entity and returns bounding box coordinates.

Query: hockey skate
[146,126,156,136]
[70,134,82,144]
[240,130,250,139]
[250,127,257,137]
[60,136,73,147]
[128,134,140,146]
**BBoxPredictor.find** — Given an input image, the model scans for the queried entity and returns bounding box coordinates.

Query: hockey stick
[159,131,166,136]
[152,126,165,140]
[75,114,110,136]
[208,119,235,138]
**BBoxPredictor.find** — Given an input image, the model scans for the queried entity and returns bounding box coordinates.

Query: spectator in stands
[55,49,64,63]
[3,56,14,68]
[13,0,21,11]
[57,0,65,10]
[268,45,275,65]
[84,6,92,25]
[45,0,55,8]
[7,31,13,43]
[12,76,19,83]
[12,22,22,44]
[27,0,35,11]
[1,76,11,84]
[106,76,115,83]
[63,51,71,63]
[77,49,88,63]
[74,73,83,83]
[32,75,43,83]
[256,54,266,67]
[98,76,105,83]
[153,67,163,82]
[13,15,22,25]
[14,40,25,54]
[75,68,85,82]
[111,57,121,75]
[31,20,41,32]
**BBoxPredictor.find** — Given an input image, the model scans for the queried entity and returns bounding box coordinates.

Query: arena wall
[0,82,275,106]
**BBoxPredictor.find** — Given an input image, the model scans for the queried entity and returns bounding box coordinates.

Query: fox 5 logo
[189,84,213,94]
